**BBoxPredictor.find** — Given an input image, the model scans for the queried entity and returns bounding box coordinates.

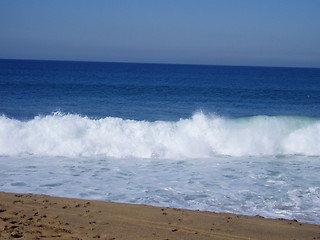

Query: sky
[0,0,320,68]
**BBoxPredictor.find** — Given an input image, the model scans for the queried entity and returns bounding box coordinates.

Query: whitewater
[1,112,320,158]
[1,112,320,224]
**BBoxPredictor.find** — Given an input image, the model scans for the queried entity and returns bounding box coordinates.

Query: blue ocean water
[1,59,320,121]
[1,59,320,224]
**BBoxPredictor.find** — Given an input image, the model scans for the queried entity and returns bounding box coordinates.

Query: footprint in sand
[11,231,23,238]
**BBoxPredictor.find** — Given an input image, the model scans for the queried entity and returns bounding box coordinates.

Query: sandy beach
[0,192,319,240]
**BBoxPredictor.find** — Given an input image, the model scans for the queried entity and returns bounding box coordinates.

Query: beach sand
[0,192,319,240]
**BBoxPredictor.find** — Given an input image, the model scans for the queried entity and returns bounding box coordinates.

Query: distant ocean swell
[0,112,319,158]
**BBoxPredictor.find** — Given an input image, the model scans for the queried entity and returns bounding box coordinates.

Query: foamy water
[1,113,320,224]
[1,155,319,224]
[1,112,320,158]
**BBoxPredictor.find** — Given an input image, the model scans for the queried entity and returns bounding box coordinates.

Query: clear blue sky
[1,0,319,68]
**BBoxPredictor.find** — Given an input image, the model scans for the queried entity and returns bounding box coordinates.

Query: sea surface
[1,59,320,224]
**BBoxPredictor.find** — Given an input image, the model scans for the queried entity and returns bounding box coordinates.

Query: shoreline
[1,192,319,240]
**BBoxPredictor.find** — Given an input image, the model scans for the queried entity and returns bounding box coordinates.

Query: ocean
[1,59,320,224]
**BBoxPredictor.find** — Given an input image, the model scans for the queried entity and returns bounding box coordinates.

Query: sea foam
[0,112,319,158]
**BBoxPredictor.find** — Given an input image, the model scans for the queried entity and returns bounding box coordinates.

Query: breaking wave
[0,112,320,158]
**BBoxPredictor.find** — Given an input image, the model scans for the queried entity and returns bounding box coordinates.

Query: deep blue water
[1,59,320,121]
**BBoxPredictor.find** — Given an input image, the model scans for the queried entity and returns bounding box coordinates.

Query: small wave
[0,112,319,158]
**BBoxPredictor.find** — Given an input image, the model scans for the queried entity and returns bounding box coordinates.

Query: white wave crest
[0,112,319,158]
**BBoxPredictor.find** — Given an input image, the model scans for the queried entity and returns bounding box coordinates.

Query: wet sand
[0,192,319,240]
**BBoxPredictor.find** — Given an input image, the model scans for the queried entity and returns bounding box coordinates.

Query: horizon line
[1,57,319,70]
